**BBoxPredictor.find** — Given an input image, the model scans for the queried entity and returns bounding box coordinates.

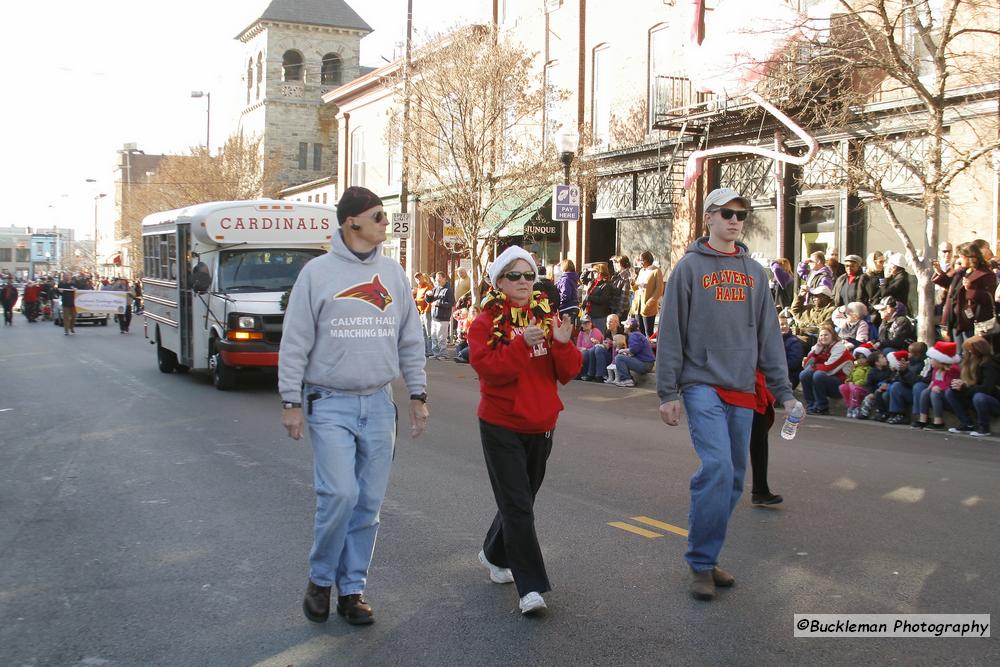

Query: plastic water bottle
[780,401,805,440]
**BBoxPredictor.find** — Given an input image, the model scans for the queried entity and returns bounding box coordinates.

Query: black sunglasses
[715,207,748,221]
[502,271,536,282]
[354,211,386,224]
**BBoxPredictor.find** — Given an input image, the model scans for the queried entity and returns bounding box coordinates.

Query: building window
[246,58,253,105]
[15,248,29,263]
[313,144,323,171]
[543,61,560,149]
[282,50,304,82]
[298,142,308,170]
[592,45,611,145]
[648,25,669,130]
[321,53,342,85]
[256,53,263,99]
[0,248,11,262]
[350,128,366,187]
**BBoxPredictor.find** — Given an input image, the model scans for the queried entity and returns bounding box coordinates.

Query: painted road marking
[632,516,689,537]
[608,521,663,539]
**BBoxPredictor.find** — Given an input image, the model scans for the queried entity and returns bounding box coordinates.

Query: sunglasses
[715,207,748,221]
[502,271,536,282]
[354,211,386,223]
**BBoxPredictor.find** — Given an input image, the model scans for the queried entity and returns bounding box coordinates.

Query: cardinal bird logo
[334,274,394,311]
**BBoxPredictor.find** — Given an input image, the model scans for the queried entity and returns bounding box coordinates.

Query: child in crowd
[858,350,891,419]
[914,341,962,430]
[840,345,874,418]
[885,342,929,424]
[605,335,629,384]
[453,305,480,364]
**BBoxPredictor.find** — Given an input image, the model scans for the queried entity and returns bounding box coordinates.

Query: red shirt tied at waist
[469,300,581,433]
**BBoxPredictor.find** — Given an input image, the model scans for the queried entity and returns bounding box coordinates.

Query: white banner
[75,290,128,315]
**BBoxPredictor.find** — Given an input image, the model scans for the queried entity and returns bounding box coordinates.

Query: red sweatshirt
[469,306,582,433]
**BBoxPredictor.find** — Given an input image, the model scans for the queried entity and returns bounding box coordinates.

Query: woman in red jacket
[469,245,580,615]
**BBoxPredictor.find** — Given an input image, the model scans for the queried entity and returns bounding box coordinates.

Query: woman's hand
[551,315,574,344]
[951,379,964,390]
[523,318,546,347]
[931,386,942,394]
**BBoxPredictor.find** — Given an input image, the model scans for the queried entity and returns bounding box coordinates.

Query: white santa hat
[887,350,910,371]
[487,245,538,286]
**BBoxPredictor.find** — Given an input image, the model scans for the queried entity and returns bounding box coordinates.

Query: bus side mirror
[190,262,212,293]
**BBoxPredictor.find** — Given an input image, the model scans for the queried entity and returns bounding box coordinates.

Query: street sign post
[390,211,412,239]
[552,184,581,221]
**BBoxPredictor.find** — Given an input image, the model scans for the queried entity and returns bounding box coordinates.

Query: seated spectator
[840,344,875,418]
[886,341,930,424]
[605,334,629,384]
[944,335,1000,435]
[453,305,480,364]
[858,350,891,419]
[790,285,836,334]
[877,252,912,314]
[913,341,961,430]
[780,313,805,389]
[832,254,874,308]
[872,296,915,354]
[576,315,605,378]
[831,302,871,345]
[799,324,853,415]
[581,313,623,381]
[797,251,834,304]
[612,318,655,388]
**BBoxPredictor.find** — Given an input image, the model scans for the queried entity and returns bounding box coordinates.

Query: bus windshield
[218,249,324,292]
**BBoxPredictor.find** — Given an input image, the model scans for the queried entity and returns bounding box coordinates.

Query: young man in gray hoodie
[279,186,429,626]
[656,188,798,601]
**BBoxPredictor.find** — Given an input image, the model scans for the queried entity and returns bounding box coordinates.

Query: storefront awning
[482,191,551,238]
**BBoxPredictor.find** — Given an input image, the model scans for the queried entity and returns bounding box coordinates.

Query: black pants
[479,420,553,597]
[2,304,12,325]
[748,411,771,496]
[119,307,132,332]
[640,315,656,337]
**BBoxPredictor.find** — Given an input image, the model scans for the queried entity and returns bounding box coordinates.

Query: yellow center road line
[632,516,689,537]
[608,521,663,539]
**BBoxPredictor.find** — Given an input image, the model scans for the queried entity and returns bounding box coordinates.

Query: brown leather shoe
[712,566,735,587]
[690,569,715,601]
[302,580,331,623]
[336,594,375,625]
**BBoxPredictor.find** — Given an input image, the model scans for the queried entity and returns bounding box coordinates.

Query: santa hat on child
[887,350,910,371]
[853,343,875,358]
[927,341,961,364]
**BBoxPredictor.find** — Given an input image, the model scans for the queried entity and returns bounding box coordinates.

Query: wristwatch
[282,401,302,410]
[409,392,428,403]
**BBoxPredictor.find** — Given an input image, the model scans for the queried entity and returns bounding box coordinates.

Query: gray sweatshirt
[278,231,427,402]
[655,238,793,405]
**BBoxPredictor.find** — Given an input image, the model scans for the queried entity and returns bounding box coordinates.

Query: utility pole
[399,0,414,273]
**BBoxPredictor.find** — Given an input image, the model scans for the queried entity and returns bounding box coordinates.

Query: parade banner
[75,290,128,315]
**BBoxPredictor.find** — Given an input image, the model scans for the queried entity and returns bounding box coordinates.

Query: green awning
[481,191,551,238]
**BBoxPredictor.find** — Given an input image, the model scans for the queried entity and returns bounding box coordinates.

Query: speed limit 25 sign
[391,211,412,239]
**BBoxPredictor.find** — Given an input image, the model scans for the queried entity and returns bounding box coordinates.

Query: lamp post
[557,128,580,185]
[190,91,211,154]
[94,193,107,273]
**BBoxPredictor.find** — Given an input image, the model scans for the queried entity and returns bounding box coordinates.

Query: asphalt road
[1,317,997,666]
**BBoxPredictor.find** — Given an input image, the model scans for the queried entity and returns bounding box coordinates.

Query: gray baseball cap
[704,187,750,213]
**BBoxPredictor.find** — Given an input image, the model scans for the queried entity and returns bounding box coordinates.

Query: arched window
[321,53,342,85]
[246,58,253,104]
[282,50,304,82]
[256,53,263,99]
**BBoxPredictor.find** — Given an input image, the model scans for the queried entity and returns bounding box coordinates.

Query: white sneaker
[478,550,514,584]
[970,431,991,437]
[616,379,635,387]
[519,591,546,614]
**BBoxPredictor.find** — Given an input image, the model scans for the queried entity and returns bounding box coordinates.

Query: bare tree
[127,133,281,273]
[758,0,1000,341]
[388,25,561,303]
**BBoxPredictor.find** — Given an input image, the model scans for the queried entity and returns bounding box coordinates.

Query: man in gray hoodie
[656,188,797,601]
[279,186,429,626]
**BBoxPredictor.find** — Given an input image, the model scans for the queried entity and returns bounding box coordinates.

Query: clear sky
[2,0,489,242]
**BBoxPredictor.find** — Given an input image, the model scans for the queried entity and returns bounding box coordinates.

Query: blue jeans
[972,393,1000,432]
[910,382,929,416]
[945,389,973,426]
[919,386,947,419]
[305,384,397,594]
[888,381,914,413]
[799,369,842,410]
[615,355,653,382]
[585,345,612,378]
[681,384,753,572]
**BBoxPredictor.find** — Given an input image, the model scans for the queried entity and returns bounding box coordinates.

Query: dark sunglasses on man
[503,271,536,282]
[715,207,749,222]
